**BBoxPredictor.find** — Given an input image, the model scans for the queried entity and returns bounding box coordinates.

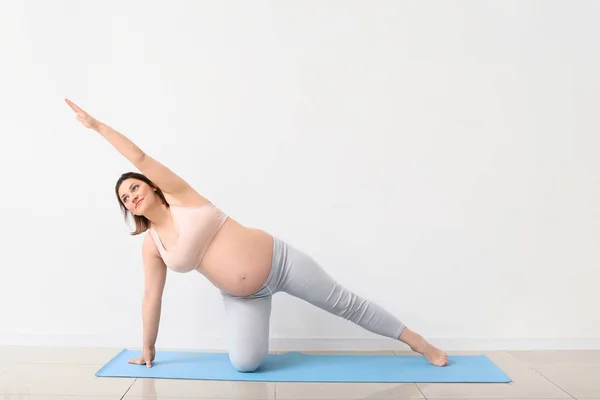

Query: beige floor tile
[124,397,234,400]
[0,361,16,375]
[510,350,600,368]
[126,378,275,399]
[417,367,571,399]
[0,396,120,400]
[0,345,123,365]
[274,382,424,399]
[536,368,600,398]
[0,363,134,396]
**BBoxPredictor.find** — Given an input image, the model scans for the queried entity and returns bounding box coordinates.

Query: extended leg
[276,241,448,366]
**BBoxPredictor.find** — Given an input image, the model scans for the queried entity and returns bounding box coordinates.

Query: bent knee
[229,350,266,372]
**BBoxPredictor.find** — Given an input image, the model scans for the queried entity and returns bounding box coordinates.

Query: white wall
[1,0,599,351]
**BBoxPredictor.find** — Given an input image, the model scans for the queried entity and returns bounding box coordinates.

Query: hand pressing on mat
[128,347,155,368]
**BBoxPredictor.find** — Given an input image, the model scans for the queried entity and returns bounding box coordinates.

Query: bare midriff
[197,218,274,297]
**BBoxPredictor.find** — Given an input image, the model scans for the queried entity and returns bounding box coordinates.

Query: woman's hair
[115,172,169,236]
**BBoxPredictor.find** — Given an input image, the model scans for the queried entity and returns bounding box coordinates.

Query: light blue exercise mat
[95,349,511,383]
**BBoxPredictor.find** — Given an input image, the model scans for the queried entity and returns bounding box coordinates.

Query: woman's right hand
[128,347,155,368]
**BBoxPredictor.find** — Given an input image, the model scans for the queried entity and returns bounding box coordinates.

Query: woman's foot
[398,328,448,366]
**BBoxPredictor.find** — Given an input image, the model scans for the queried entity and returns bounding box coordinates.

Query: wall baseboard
[1,332,600,351]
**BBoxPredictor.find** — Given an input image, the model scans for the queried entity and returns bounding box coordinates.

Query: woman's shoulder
[142,231,160,257]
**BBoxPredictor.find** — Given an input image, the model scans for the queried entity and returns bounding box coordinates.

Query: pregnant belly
[198,218,274,297]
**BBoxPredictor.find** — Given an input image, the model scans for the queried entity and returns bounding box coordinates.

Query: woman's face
[118,178,156,215]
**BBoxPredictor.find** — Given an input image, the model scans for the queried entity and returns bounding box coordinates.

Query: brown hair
[115,172,169,236]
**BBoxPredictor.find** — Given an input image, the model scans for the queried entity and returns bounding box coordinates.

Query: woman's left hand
[65,98,101,130]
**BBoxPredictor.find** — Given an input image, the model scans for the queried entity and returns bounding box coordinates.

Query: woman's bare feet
[398,328,448,366]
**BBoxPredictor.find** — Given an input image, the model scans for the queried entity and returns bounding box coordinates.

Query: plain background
[0,0,598,351]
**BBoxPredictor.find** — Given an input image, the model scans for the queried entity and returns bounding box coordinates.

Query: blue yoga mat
[95,349,511,383]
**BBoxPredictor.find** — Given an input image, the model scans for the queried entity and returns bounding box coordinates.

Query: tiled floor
[0,346,599,399]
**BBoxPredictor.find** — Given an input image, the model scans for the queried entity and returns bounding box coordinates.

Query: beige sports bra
[148,203,228,273]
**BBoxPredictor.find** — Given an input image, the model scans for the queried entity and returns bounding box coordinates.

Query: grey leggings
[221,237,406,372]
